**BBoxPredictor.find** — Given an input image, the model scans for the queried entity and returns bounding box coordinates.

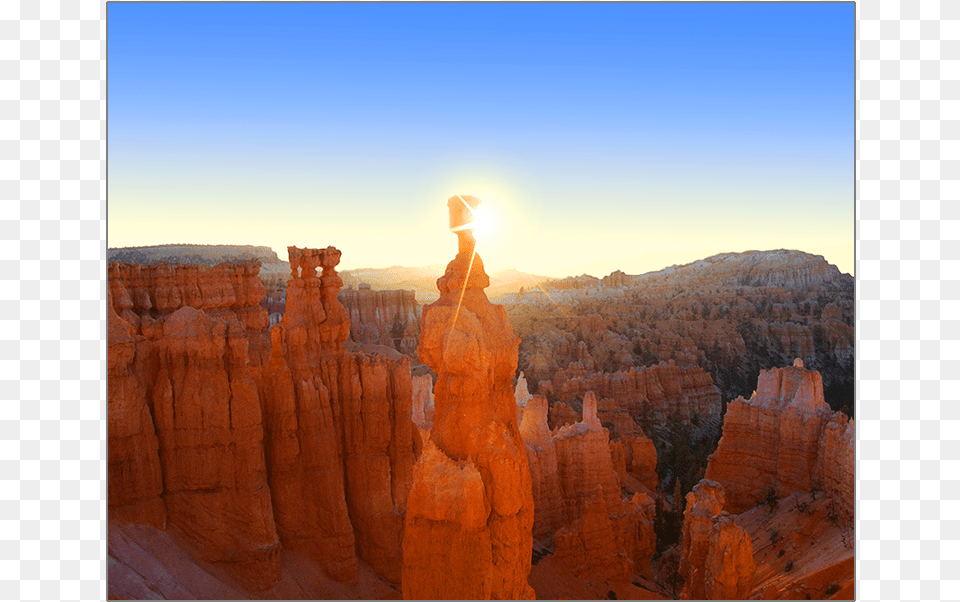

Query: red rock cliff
[519,395,564,539]
[108,248,417,591]
[108,261,280,590]
[534,391,656,581]
[551,360,721,423]
[339,286,422,357]
[704,359,853,515]
[259,246,415,584]
[679,480,755,600]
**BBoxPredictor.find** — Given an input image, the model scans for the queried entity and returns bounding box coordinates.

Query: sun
[471,203,499,243]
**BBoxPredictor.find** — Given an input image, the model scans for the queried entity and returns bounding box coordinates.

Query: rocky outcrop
[411,373,434,429]
[704,359,853,514]
[107,295,165,530]
[339,287,421,357]
[401,215,535,600]
[519,395,564,539]
[680,480,755,600]
[548,400,580,430]
[108,244,285,268]
[508,249,855,420]
[261,246,415,584]
[553,393,622,521]
[515,370,532,424]
[151,306,282,591]
[108,260,270,342]
[703,514,755,599]
[551,360,721,423]
[601,250,852,292]
[108,260,280,589]
[815,411,855,518]
[108,246,417,591]
[547,392,656,580]
[553,486,631,582]
[619,431,659,492]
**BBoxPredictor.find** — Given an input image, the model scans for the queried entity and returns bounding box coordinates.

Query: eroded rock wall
[551,360,721,423]
[108,247,417,590]
[680,480,754,600]
[704,360,853,515]
[339,287,422,357]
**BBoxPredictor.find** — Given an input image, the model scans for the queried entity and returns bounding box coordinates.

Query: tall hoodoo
[679,480,755,600]
[266,245,415,584]
[401,196,535,600]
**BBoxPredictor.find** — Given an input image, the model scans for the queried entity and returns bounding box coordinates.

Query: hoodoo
[401,196,536,599]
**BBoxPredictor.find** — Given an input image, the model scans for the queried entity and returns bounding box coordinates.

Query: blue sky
[109,2,854,277]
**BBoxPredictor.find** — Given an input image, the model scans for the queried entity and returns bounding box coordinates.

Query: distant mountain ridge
[108,244,285,268]
[542,249,852,293]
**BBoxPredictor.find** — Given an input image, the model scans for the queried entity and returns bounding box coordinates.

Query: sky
[108,2,854,278]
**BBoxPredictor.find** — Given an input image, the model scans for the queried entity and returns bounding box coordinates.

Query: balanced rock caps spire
[401,196,536,599]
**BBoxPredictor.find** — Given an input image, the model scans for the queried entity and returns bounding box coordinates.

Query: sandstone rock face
[107,295,165,529]
[411,373,434,429]
[339,287,422,357]
[402,234,535,600]
[551,360,721,423]
[108,260,270,347]
[548,400,581,430]
[679,480,754,600]
[519,395,564,539]
[554,393,621,522]
[515,371,532,407]
[262,246,415,584]
[152,306,282,591]
[108,247,417,590]
[619,431,659,492]
[109,261,280,590]
[508,249,854,422]
[545,392,656,580]
[704,360,851,514]
[680,480,726,601]
[515,370,531,424]
[703,514,755,600]
[815,411,855,518]
[553,486,631,582]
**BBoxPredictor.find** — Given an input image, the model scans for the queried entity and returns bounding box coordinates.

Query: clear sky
[108,2,854,278]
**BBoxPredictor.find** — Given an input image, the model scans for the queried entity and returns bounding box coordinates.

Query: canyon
[108,244,853,600]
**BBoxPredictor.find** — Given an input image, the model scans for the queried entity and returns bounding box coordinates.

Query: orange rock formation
[339,287,422,356]
[551,360,721,423]
[526,391,657,580]
[401,217,535,600]
[108,247,417,591]
[680,480,755,600]
[519,395,564,539]
[704,359,854,515]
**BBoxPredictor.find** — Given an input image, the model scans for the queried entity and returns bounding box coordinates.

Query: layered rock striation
[339,287,422,357]
[522,391,657,580]
[401,219,535,600]
[108,246,417,591]
[551,360,721,423]
[679,480,754,600]
[704,359,854,515]
[518,395,564,539]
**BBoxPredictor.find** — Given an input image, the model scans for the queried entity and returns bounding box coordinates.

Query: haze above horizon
[108,3,854,277]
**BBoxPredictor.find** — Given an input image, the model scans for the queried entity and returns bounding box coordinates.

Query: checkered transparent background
[0,0,952,599]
